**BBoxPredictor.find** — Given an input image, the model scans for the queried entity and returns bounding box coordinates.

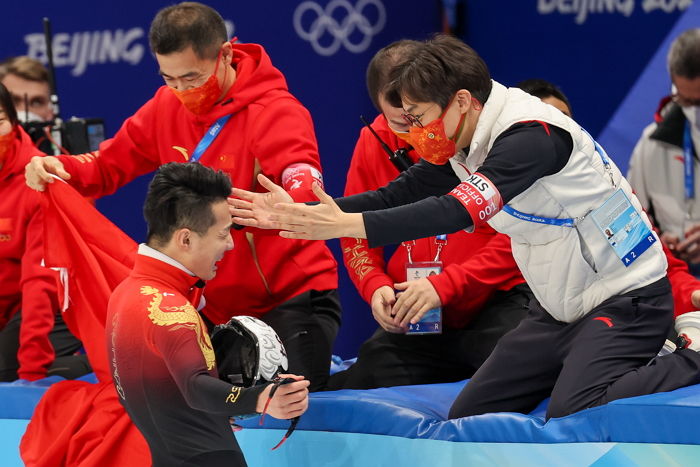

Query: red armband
[448,173,503,228]
[281,163,324,191]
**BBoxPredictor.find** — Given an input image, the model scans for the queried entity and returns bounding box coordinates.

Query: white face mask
[682,105,700,132]
[17,110,43,124]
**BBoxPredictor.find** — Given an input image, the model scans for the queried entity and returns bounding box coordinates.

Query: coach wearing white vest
[229,34,700,420]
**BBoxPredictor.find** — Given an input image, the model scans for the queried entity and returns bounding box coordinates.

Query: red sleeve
[664,241,700,318]
[426,232,523,314]
[17,192,60,380]
[150,310,264,415]
[250,98,323,203]
[58,97,162,198]
[340,127,396,303]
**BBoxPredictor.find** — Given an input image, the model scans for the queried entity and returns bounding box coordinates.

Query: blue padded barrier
[240,381,700,445]
[2,374,700,445]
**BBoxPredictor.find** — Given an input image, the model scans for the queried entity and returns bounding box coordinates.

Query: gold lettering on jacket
[225,386,242,404]
[343,239,375,279]
[141,285,215,370]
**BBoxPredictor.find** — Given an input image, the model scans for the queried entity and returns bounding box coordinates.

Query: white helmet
[211,316,288,386]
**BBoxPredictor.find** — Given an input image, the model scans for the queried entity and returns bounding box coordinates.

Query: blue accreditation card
[591,189,656,267]
[404,262,443,335]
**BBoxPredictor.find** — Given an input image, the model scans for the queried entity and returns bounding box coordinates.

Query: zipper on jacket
[575,227,598,274]
[246,231,273,296]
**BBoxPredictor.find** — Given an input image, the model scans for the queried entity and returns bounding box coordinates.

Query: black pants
[180,450,246,467]
[261,289,341,392]
[450,277,700,420]
[327,285,533,390]
[0,310,91,381]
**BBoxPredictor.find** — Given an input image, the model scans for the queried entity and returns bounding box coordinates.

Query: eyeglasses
[672,93,700,108]
[401,103,437,128]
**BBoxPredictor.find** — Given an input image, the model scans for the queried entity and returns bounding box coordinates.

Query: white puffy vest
[449,81,667,322]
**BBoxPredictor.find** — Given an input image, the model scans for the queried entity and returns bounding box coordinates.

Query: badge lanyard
[402,235,446,335]
[402,234,447,264]
[684,120,696,218]
[189,114,232,163]
[502,128,613,228]
[501,128,655,267]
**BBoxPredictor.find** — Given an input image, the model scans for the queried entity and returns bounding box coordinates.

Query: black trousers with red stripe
[449,276,700,420]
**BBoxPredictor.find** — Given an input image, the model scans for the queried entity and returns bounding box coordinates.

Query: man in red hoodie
[0,82,88,381]
[25,2,339,390]
[329,41,531,389]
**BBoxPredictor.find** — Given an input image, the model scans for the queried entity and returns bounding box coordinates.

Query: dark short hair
[0,82,18,126]
[517,78,572,115]
[668,28,700,79]
[144,162,232,245]
[149,2,227,60]
[366,40,421,111]
[386,34,492,110]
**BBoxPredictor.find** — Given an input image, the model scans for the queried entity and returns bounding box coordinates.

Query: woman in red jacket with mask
[0,82,88,381]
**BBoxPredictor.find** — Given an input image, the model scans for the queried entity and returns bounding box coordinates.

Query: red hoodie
[57,42,337,323]
[0,126,61,380]
[342,114,525,329]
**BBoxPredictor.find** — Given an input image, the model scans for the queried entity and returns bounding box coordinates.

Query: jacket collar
[133,243,203,296]
[650,101,685,148]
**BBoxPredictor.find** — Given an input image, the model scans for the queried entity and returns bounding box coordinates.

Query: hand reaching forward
[230,174,366,240]
[228,174,294,230]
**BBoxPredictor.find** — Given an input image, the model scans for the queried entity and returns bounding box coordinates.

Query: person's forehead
[2,74,49,94]
[156,47,212,73]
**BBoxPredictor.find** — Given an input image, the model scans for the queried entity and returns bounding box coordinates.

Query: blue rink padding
[3,421,700,467]
[2,377,700,466]
[238,381,700,445]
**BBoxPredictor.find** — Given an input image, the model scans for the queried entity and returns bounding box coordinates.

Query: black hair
[386,34,492,110]
[517,78,572,115]
[144,162,232,246]
[149,2,228,59]
[0,82,19,126]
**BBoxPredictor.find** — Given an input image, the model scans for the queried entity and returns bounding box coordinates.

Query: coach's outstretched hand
[229,174,365,241]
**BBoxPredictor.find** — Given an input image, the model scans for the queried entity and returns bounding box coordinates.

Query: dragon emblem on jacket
[140,285,215,371]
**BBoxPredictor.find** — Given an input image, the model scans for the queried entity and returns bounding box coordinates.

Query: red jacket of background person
[0,126,60,380]
[56,42,338,324]
[341,114,525,329]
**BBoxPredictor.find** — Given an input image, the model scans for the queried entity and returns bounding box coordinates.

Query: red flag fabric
[20,179,150,466]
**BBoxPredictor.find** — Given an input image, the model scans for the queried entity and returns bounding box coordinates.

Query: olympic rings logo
[293,0,386,56]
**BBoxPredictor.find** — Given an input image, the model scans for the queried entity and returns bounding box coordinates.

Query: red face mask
[170,50,225,115]
[407,98,467,165]
[0,128,15,167]
[391,129,412,144]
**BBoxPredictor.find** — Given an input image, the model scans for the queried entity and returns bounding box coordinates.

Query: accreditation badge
[591,189,656,267]
[404,261,443,335]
